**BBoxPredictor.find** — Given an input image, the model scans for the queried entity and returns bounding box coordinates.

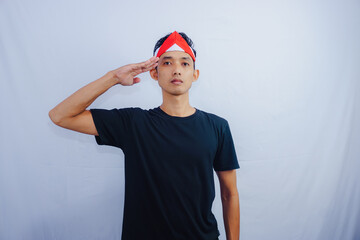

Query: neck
[160,90,195,117]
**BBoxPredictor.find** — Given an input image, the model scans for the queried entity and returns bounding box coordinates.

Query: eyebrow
[162,56,191,61]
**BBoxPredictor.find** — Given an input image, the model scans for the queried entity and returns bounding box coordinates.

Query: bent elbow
[48,109,62,126]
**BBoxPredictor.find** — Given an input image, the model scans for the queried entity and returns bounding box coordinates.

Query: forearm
[221,192,240,240]
[49,71,117,123]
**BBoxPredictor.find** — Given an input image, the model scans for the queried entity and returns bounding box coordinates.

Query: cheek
[186,70,195,78]
[157,67,170,77]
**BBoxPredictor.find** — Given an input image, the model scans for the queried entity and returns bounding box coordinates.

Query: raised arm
[48,56,159,135]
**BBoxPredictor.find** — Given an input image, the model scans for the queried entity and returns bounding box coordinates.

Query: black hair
[153,32,196,69]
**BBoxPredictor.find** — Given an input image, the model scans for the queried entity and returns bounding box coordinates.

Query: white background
[1,0,359,239]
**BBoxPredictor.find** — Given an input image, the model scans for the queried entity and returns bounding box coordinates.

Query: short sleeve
[213,121,240,171]
[90,108,135,149]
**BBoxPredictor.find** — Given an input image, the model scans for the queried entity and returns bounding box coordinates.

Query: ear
[192,69,200,82]
[150,68,158,81]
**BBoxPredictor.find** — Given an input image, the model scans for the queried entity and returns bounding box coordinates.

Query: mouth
[171,79,183,84]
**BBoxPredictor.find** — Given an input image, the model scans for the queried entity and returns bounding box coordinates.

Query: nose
[172,63,181,76]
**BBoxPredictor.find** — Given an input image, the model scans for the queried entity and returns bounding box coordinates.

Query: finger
[140,56,159,68]
[147,56,159,63]
[137,60,158,73]
[133,77,141,84]
[138,57,154,67]
[141,62,158,73]
[145,61,158,69]
[131,57,159,75]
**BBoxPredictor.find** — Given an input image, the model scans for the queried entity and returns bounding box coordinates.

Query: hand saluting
[110,56,159,86]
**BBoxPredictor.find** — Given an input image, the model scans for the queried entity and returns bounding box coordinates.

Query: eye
[164,61,171,65]
[183,62,189,66]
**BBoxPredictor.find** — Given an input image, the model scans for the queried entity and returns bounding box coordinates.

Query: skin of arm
[49,72,118,124]
[48,56,159,130]
[216,169,240,240]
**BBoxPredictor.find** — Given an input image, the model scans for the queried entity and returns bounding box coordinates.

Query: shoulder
[90,106,165,118]
[90,106,146,119]
[196,109,235,143]
[197,108,229,128]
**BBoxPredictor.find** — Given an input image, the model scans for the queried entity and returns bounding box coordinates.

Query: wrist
[105,71,121,85]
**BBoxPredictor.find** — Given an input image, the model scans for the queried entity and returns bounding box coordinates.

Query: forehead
[159,51,192,60]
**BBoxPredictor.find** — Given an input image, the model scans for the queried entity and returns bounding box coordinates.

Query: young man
[49,31,240,240]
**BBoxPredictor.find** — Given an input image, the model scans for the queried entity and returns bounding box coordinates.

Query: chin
[162,88,188,96]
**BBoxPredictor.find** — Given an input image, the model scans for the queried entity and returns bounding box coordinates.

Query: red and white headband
[154,31,196,62]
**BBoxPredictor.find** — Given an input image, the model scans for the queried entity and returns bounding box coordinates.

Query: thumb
[133,77,141,84]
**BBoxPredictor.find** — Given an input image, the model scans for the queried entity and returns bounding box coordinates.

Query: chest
[132,119,219,168]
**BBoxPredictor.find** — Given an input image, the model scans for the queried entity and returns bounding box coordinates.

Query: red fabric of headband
[155,31,196,62]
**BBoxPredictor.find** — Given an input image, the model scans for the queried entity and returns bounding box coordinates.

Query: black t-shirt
[90,106,240,240]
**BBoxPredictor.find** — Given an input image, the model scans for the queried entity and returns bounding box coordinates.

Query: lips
[171,79,183,83]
